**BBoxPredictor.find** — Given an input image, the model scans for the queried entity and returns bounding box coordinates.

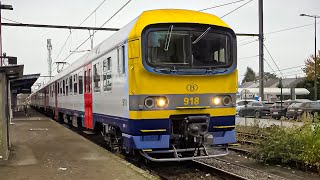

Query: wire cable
[266,22,320,35]
[263,44,284,77]
[263,58,277,75]
[51,0,132,73]
[238,39,259,47]
[265,65,304,73]
[52,0,108,66]
[198,0,246,12]
[221,0,253,18]
[1,17,22,24]
[238,55,259,60]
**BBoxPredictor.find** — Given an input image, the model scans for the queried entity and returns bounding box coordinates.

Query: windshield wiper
[154,67,178,73]
[192,27,211,44]
[206,68,228,74]
[164,25,174,51]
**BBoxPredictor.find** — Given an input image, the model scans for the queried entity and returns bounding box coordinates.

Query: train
[29,9,238,162]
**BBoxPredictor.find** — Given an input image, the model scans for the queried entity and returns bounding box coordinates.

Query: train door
[54,81,58,120]
[84,64,93,129]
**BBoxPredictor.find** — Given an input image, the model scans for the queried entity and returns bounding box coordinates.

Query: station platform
[0,108,153,180]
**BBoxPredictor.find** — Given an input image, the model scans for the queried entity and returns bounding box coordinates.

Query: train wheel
[255,111,261,119]
[103,125,123,154]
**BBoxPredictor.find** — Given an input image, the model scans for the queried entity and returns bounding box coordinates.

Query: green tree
[302,50,320,81]
[264,72,278,81]
[242,67,257,84]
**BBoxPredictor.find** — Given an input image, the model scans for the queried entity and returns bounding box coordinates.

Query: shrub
[251,114,320,171]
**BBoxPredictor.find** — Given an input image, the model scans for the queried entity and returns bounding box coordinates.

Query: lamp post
[0,1,13,66]
[300,13,319,100]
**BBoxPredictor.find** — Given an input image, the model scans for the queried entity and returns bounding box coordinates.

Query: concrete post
[0,73,9,160]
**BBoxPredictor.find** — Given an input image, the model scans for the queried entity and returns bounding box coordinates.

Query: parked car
[297,101,320,119]
[286,101,320,119]
[238,101,273,118]
[236,99,256,115]
[270,100,300,120]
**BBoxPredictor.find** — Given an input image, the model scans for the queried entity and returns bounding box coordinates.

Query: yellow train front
[124,9,237,162]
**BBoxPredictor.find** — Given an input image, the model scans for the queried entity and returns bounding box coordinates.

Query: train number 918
[184,97,200,106]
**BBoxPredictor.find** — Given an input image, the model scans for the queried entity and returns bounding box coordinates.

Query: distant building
[238,78,309,101]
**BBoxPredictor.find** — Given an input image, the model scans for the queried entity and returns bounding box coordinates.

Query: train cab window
[74,74,78,94]
[79,72,83,94]
[93,63,101,92]
[103,57,112,91]
[69,76,73,95]
[118,45,125,75]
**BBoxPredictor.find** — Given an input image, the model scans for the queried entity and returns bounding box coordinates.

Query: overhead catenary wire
[198,0,246,12]
[238,38,259,47]
[266,22,320,35]
[50,0,132,74]
[281,69,304,75]
[263,58,277,75]
[221,0,253,18]
[265,65,304,73]
[263,44,284,78]
[52,0,109,66]
[1,17,22,24]
[238,55,259,60]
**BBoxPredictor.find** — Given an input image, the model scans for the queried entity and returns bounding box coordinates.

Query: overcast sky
[1,0,319,86]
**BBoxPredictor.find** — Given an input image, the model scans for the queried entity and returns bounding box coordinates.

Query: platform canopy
[238,88,310,96]
[10,73,40,94]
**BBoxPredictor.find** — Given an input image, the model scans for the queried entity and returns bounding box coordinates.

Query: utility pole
[47,39,52,79]
[300,14,319,100]
[0,1,13,66]
[279,78,283,111]
[258,0,264,101]
[315,17,317,100]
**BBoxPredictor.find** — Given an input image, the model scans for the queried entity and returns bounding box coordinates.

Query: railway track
[61,123,250,180]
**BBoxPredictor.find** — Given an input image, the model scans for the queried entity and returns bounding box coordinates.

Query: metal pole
[0,1,2,67]
[259,0,264,101]
[280,78,283,110]
[314,17,317,100]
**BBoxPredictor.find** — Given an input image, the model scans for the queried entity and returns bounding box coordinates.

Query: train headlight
[223,96,232,106]
[212,97,221,105]
[144,97,155,108]
[156,97,168,108]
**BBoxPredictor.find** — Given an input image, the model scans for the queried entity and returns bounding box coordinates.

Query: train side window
[79,72,83,94]
[93,63,101,92]
[84,71,87,93]
[63,80,65,96]
[74,74,78,95]
[51,84,54,97]
[88,69,92,93]
[103,57,112,91]
[118,45,125,75]
[60,81,63,95]
[65,78,69,96]
[57,81,60,96]
[69,76,73,95]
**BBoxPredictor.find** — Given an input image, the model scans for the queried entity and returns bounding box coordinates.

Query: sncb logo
[186,83,198,92]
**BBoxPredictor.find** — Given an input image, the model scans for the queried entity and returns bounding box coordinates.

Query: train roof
[31,9,231,96]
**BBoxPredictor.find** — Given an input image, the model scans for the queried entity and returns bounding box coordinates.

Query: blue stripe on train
[57,107,236,148]
[57,107,235,135]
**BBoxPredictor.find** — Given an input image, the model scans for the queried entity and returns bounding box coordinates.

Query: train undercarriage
[101,114,230,162]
